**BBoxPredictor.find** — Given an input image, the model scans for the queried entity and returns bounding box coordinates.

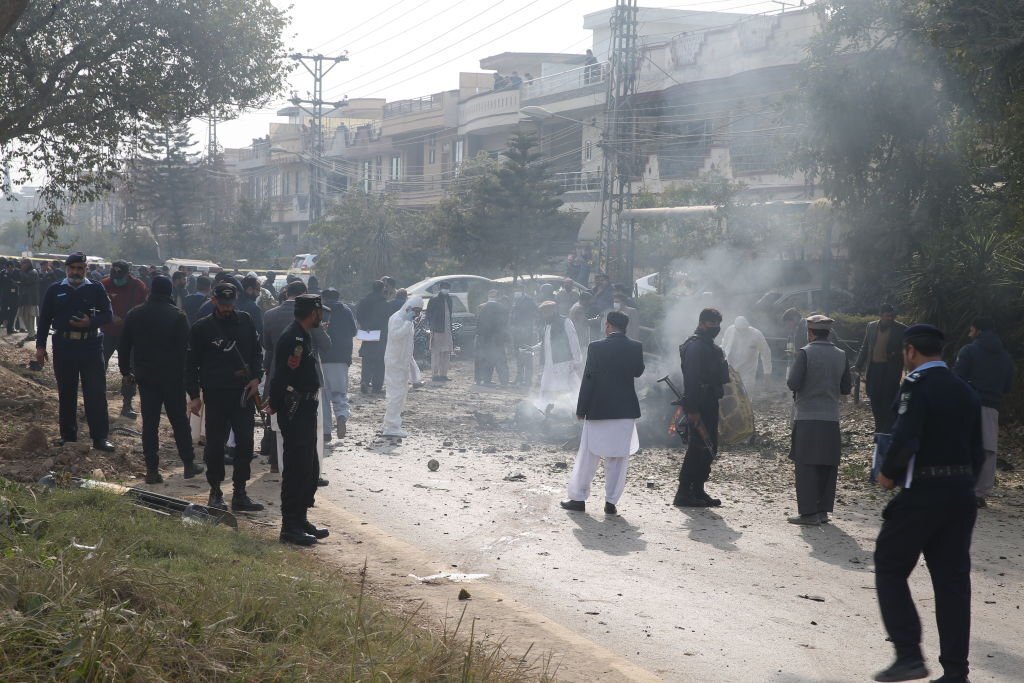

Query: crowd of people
[18,248,1016,683]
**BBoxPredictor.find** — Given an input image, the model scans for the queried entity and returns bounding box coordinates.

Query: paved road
[312,366,1024,683]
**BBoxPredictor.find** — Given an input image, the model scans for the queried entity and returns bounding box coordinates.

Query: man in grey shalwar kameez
[786,315,852,525]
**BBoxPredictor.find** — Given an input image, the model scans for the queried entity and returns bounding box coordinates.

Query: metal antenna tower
[289,52,349,225]
[597,0,640,285]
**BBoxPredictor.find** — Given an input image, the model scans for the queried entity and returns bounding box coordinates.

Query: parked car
[491,274,589,298]
[754,285,855,316]
[405,274,496,312]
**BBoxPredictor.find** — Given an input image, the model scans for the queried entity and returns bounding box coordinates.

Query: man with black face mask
[673,308,731,507]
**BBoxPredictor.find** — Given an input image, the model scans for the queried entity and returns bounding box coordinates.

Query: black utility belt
[286,389,319,401]
[58,330,97,340]
[914,465,973,479]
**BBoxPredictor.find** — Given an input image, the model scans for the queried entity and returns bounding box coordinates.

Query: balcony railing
[383,94,444,119]
[553,170,602,193]
[521,62,608,101]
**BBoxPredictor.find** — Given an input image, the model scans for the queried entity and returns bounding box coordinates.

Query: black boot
[280,517,317,546]
[697,485,722,507]
[673,483,710,507]
[302,513,330,539]
[231,489,265,512]
[874,651,928,682]
[120,398,138,420]
[183,460,204,478]
[208,489,226,511]
[145,468,163,485]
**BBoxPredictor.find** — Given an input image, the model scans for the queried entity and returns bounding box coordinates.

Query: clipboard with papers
[357,330,381,342]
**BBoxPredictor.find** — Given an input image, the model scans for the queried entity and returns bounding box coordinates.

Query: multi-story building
[228,5,822,248]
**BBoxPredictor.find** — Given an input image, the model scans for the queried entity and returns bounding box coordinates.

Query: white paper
[356,330,381,342]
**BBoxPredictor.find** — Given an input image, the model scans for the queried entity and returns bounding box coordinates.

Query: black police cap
[294,293,329,317]
[213,282,237,300]
[902,323,944,343]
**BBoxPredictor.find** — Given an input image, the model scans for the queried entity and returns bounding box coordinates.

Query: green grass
[0,479,550,682]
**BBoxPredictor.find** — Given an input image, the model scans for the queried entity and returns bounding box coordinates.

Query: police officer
[872,324,983,683]
[35,252,116,451]
[186,281,264,512]
[673,308,730,507]
[267,294,330,546]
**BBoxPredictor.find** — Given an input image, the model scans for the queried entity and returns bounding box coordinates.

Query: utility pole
[206,111,219,162]
[289,52,349,233]
[597,0,639,287]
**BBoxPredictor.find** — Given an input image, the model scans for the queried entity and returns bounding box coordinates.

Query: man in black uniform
[355,280,390,394]
[0,258,20,334]
[872,325,983,683]
[673,308,730,508]
[119,276,204,484]
[186,282,264,512]
[268,294,330,546]
[35,252,115,451]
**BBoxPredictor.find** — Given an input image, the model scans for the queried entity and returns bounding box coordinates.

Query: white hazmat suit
[381,296,423,437]
[720,316,773,392]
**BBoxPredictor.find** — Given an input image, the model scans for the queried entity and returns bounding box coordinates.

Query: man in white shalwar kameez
[720,315,772,392]
[381,296,424,438]
[561,311,645,515]
[534,301,583,407]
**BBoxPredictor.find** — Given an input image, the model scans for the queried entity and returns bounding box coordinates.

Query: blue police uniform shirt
[36,277,114,347]
[881,360,984,485]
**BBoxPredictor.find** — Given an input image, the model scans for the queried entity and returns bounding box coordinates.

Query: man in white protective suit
[381,295,424,438]
[534,300,584,407]
[720,315,773,393]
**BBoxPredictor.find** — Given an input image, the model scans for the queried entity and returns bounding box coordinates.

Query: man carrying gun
[673,308,730,508]
[186,282,264,513]
[267,294,331,547]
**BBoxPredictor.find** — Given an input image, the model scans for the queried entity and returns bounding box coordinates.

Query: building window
[454,139,464,165]
[362,160,371,192]
[428,135,437,165]
[390,155,402,181]
[375,156,383,182]
[584,140,593,162]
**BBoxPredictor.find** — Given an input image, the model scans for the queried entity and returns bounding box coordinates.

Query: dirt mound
[0,356,145,483]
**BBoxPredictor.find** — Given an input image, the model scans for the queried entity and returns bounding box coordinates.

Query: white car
[405,274,496,311]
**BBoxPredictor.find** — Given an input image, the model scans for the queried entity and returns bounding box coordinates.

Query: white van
[287,253,317,284]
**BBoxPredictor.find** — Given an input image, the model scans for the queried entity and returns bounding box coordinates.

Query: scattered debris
[798,594,826,602]
[427,459,440,472]
[502,473,526,482]
[458,588,471,601]
[409,572,489,584]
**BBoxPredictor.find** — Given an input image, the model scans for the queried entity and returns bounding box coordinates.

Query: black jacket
[475,300,508,340]
[954,331,1014,410]
[183,292,208,325]
[882,364,984,487]
[322,302,357,365]
[186,310,262,398]
[269,320,320,411]
[426,293,453,333]
[855,320,908,377]
[680,330,730,412]
[118,296,190,383]
[355,292,391,332]
[576,333,644,420]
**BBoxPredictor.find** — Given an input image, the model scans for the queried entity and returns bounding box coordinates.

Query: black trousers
[278,398,319,524]
[137,378,195,470]
[1,302,18,333]
[202,388,254,493]
[52,336,108,442]
[794,463,838,515]
[511,329,533,385]
[678,403,720,489]
[360,342,385,390]
[476,337,509,384]
[102,334,137,403]
[875,487,977,676]
[867,363,900,434]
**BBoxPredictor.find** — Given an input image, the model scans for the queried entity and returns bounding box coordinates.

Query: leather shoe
[208,491,227,511]
[604,502,617,515]
[818,512,831,524]
[976,497,987,509]
[317,477,329,487]
[183,461,204,479]
[873,658,929,682]
[302,520,330,539]
[120,405,138,420]
[280,527,317,546]
[92,439,115,452]
[788,514,821,526]
[929,674,969,683]
[698,491,722,507]
[231,495,265,512]
[560,500,585,512]
[55,437,77,447]
[145,469,163,485]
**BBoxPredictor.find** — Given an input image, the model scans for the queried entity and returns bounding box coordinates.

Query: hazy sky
[207,0,793,150]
